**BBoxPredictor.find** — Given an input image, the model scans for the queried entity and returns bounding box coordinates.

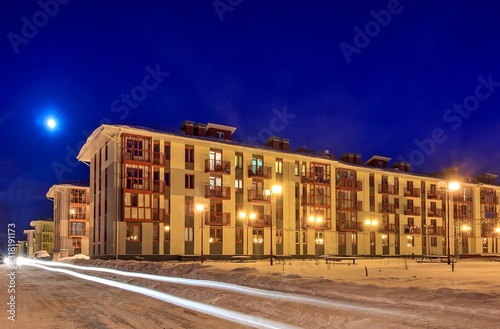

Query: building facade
[46,183,90,256]
[77,123,500,260]
[29,219,54,254]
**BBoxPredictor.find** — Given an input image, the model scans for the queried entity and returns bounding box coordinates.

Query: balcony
[378,184,397,195]
[404,187,421,198]
[336,200,362,211]
[378,203,396,214]
[152,181,166,194]
[248,165,272,179]
[248,188,271,202]
[427,208,443,217]
[404,205,421,216]
[302,172,331,184]
[337,220,363,232]
[301,194,331,206]
[301,218,331,230]
[379,223,396,234]
[205,185,231,200]
[124,179,151,191]
[152,152,166,166]
[205,159,231,175]
[454,210,473,220]
[427,190,443,200]
[152,208,166,221]
[203,212,231,226]
[251,214,271,227]
[69,229,88,237]
[124,151,151,163]
[404,225,422,234]
[336,178,361,190]
[427,226,444,235]
[480,195,498,204]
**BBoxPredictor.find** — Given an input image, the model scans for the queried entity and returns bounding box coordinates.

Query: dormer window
[216,131,224,139]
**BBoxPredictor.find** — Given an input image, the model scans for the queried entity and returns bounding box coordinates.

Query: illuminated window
[235,228,243,244]
[126,225,141,241]
[184,227,194,242]
[210,228,222,243]
[276,230,283,244]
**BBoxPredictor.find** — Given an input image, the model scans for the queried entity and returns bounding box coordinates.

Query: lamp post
[364,219,377,257]
[438,181,460,265]
[264,185,282,266]
[239,211,256,256]
[309,215,323,264]
[195,204,205,263]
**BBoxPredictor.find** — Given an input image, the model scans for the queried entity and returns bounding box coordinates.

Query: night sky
[1,0,500,253]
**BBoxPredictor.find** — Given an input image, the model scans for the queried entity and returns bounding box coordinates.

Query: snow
[56,256,500,328]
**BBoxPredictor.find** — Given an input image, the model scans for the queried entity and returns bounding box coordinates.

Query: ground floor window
[126,225,141,241]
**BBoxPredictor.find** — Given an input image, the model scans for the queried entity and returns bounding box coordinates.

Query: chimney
[195,123,207,136]
[180,120,195,135]
[340,153,361,165]
[392,161,411,172]
[280,138,290,151]
[265,136,280,149]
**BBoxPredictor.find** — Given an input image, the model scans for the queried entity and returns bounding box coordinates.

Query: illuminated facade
[46,183,90,256]
[77,123,500,259]
[29,219,54,254]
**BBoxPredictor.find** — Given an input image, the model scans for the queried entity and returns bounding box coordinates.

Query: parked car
[34,251,52,261]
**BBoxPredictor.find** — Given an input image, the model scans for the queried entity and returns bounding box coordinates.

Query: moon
[47,118,56,129]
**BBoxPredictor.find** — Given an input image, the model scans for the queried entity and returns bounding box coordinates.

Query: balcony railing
[124,179,151,191]
[427,208,443,217]
[378,184,397,194]
[69,229,88,237]
[251,214,271,227]
[378,203,396,213]
[404,187,421,198]
[404,205,421,216]
[204,212,231,226]
[404,225,422,234]
[301,194,331,206]
[454,210,473,219]
[152,208,166,221]
[427,190,443,200]
[336,200,362,211]
[205,185,231,199]
[480,195,498,204]
[302,172,331,184]
[337,220,363,232]
[248,165,272,179]
[205,159,231,175]
[427,226,444,235]
[248,188,271,202]
[379,223,396,234]
[124,151,151,163]
[301,218,331,230]
[152,152,166,166]
[152,181,166,193]
[336,178,361,190]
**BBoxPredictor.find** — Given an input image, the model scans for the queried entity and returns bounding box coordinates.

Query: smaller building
[29,219,54,254]
[46,183,90,256]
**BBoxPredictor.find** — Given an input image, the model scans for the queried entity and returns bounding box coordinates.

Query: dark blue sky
[1,0,500,250]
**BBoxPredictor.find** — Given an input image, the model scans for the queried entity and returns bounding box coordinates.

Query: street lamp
[195,204,206,263]
[264,185,282,266]
[309,215,323,264]
[239,211,256,256]
[364,219,377,257]
[438,181,460,265]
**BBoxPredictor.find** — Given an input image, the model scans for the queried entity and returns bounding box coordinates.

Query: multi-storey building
[46,183,90,256]
[29,219,54,254]
[77,122,500,260]
[23,229,35,257]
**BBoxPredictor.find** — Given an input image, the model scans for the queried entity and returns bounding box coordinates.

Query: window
[216,131,224,139]
[126,225,141,241]
[276,230,283,244]
[164,144,171,160]
[275,159,283,174]
[131,193,138,206]
[302,231,307,244]
[236,228,243,244]
[253,229,263,243]
[339,232,346,246]
[431,237,437,247]
[153,224,159,242]
[185,174,195,189]
[184,227,194,242]
[235,153,243,169]
[369,174,374,188]
[185,146,194,163]
[164,172,170,186]
[314,231,323,244]
[210,228,222,243]
[351,233,357,246]
[164,225,170,242]
[235,179,243,193]
[105,143,108,161]
[294,161,299,176]
[186,199,194,215]
[407,236,414,247]
[295,231,299,244]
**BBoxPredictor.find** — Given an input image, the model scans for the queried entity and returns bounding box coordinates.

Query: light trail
[25,261,298,329]
[20,258,418,320]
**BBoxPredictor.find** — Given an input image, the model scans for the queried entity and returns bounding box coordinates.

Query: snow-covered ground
[57,256,500,328]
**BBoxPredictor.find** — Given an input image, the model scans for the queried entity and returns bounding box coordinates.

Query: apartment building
[29,219,54,254]
[77,122,500,260]
[46,183,90,256]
